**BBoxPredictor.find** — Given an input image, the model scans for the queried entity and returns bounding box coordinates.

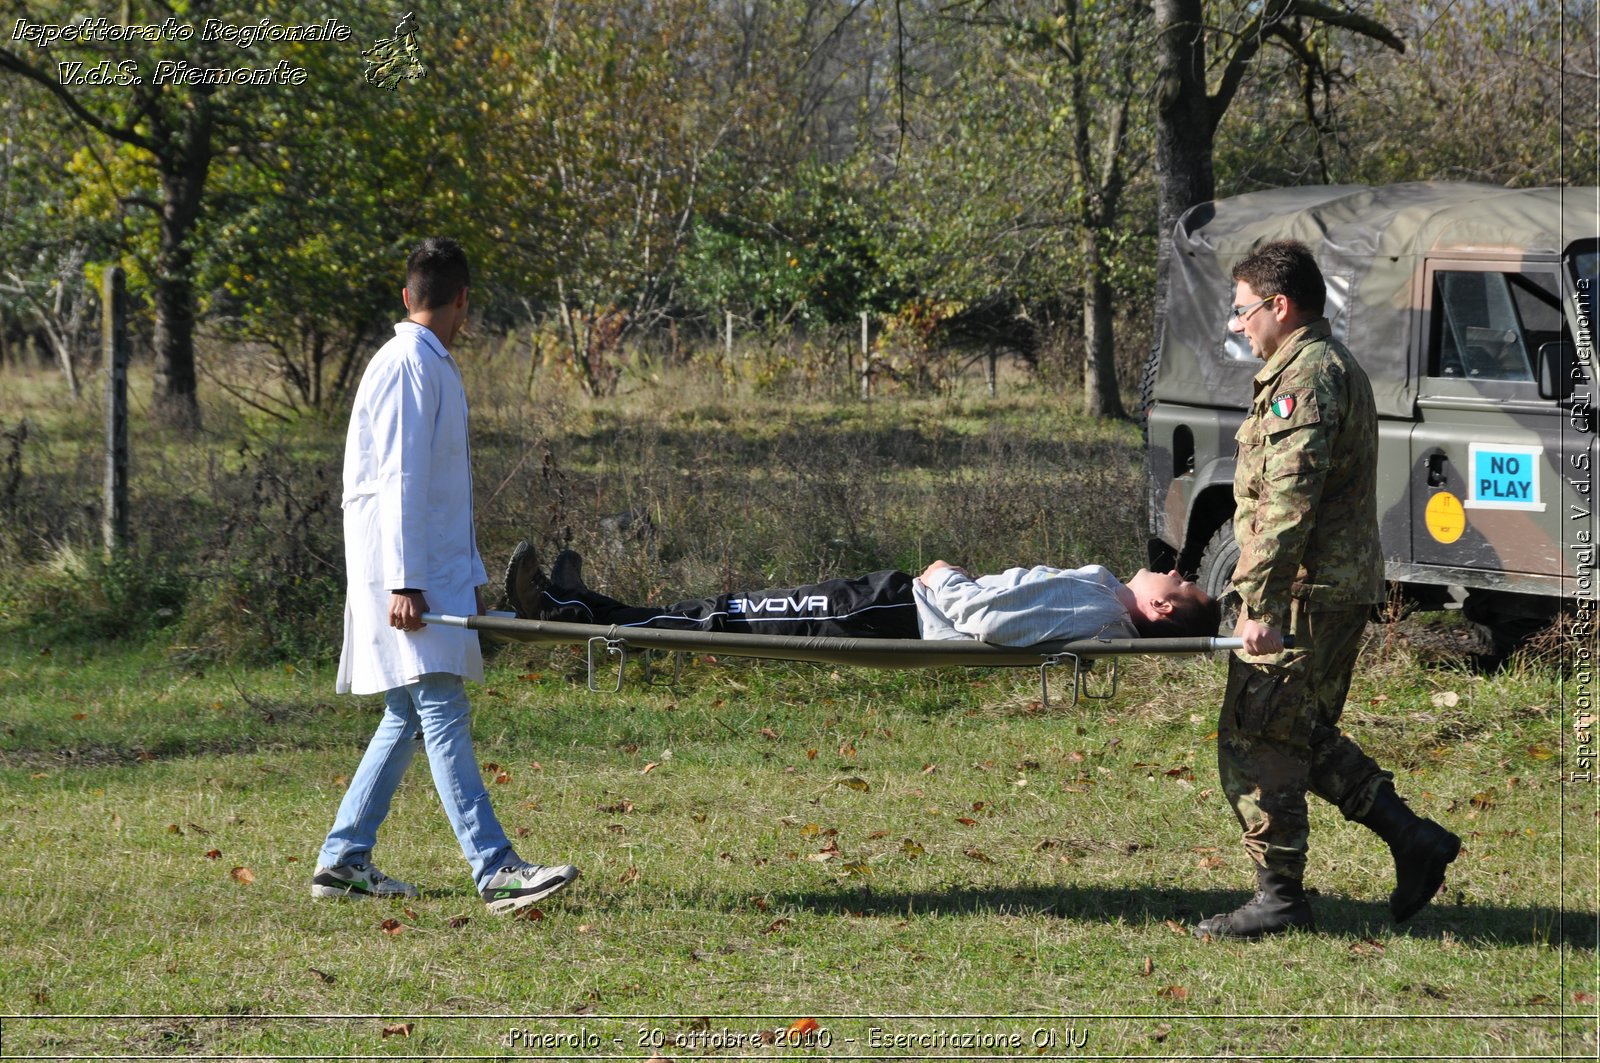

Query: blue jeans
[318,673,513,889]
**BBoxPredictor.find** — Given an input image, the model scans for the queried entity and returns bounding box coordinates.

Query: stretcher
[422,612,1250,706]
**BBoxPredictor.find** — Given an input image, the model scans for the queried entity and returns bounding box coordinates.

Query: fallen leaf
[842,861,872,877]
[380,918,404,936]
[229,866,255,885]
[1152,1022,1172,1043]
[1575,991,1597,1004]
[1431,690,1461,708]
[619,866,640,885]
[1157,985,1189,1000]
[482,762,500,775]
[1470,789,1497,811]
[759,727,780,740]
[839,742,857,757]
[204,849,222,860]
[750,897,770,911]
[900,839,925,858]
[1527,743,1554,760]
[308,967,335,984]
[494,770,512,784]
[788,1017,820,1037]
[764,918,792,934]
[1162,919,1188,935]
[806,748,818,760]
[446,915,471,929]
[577,923,594,933]
[955,816,978,827]
[600,799,635,814]
[963,847,994,863]
[1141,956,1154,977]
[517,672,542,681]
[514,907,544,922]
[71,712,86,721]
[1350,937,1386,957]
[867,829,890,839]
[921,763,936,774]
[1196,855,1225,870]
[836,777,870,792]
[167,824,183,835]
[381,1022,413,1038]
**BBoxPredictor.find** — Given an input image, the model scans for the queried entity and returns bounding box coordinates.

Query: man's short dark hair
[1135,589,1223,639]
[406,237,471,311]
[1231,239,1326,317]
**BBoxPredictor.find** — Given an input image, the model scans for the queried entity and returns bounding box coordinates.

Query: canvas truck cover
[1153,182,1599,418]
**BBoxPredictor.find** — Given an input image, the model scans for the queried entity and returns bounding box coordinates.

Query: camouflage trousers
[1217,603,1392,879]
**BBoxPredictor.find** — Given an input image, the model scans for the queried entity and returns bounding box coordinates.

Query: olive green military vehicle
[1144,182,1599,652]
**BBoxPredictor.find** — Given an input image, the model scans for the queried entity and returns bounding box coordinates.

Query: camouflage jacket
[1232,319,1384,628]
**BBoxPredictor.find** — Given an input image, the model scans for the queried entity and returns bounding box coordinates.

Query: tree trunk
[1150,0,1218,368]
[1081,232,1125,419]
[149,124,212,431]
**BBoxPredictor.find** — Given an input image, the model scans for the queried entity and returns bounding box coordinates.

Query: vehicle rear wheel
[1462,589,1559,664]
[1196,522,1240,635]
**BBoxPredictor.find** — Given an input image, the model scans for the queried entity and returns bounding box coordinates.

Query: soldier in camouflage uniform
[1194,241,1462,940]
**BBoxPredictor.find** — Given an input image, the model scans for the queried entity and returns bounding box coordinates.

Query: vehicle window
[1570,240,1597,288]
[1431,270,1560,381]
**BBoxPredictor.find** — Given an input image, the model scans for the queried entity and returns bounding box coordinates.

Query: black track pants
[539,570,919,638]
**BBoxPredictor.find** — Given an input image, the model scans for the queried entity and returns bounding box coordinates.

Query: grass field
[1,357,1596,1058]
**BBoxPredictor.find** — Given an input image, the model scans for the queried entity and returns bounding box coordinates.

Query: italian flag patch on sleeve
[1270,395,1296,419]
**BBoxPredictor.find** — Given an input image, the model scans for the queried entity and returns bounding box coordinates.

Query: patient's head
[1124,569,1221,637]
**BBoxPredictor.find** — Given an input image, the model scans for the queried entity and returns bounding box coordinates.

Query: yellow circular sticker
[1426,491,1466,544]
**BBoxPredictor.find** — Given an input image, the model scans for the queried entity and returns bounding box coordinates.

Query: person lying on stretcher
[505,544,1221,645]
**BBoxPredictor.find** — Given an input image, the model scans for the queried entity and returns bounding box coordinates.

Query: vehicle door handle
[1427,453,1448,487]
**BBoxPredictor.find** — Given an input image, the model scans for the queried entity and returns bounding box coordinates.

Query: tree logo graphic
[363,11,426,90]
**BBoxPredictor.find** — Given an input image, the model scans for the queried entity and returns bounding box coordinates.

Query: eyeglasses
[1230,295,1277,320]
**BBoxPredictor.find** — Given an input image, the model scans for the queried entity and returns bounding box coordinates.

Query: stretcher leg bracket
[1039,652,1119,708]
[588,638,685,692]
[586,636,627,693]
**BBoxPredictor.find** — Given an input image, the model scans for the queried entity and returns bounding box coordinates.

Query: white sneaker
[310,861,419,899]
[481,860,580,914]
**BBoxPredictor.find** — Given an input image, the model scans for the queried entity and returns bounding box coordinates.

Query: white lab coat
[336,322,489,695]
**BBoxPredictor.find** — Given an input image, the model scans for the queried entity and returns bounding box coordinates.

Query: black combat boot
[1193,866,1315,940]
[503,541,551,619]
[1356,782,1461,923]
[550,549,587,592]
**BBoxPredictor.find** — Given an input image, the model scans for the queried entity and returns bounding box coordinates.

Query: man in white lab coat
[313,238,579,915]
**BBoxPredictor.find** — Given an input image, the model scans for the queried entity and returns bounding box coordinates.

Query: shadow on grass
[770,883,1592,948]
